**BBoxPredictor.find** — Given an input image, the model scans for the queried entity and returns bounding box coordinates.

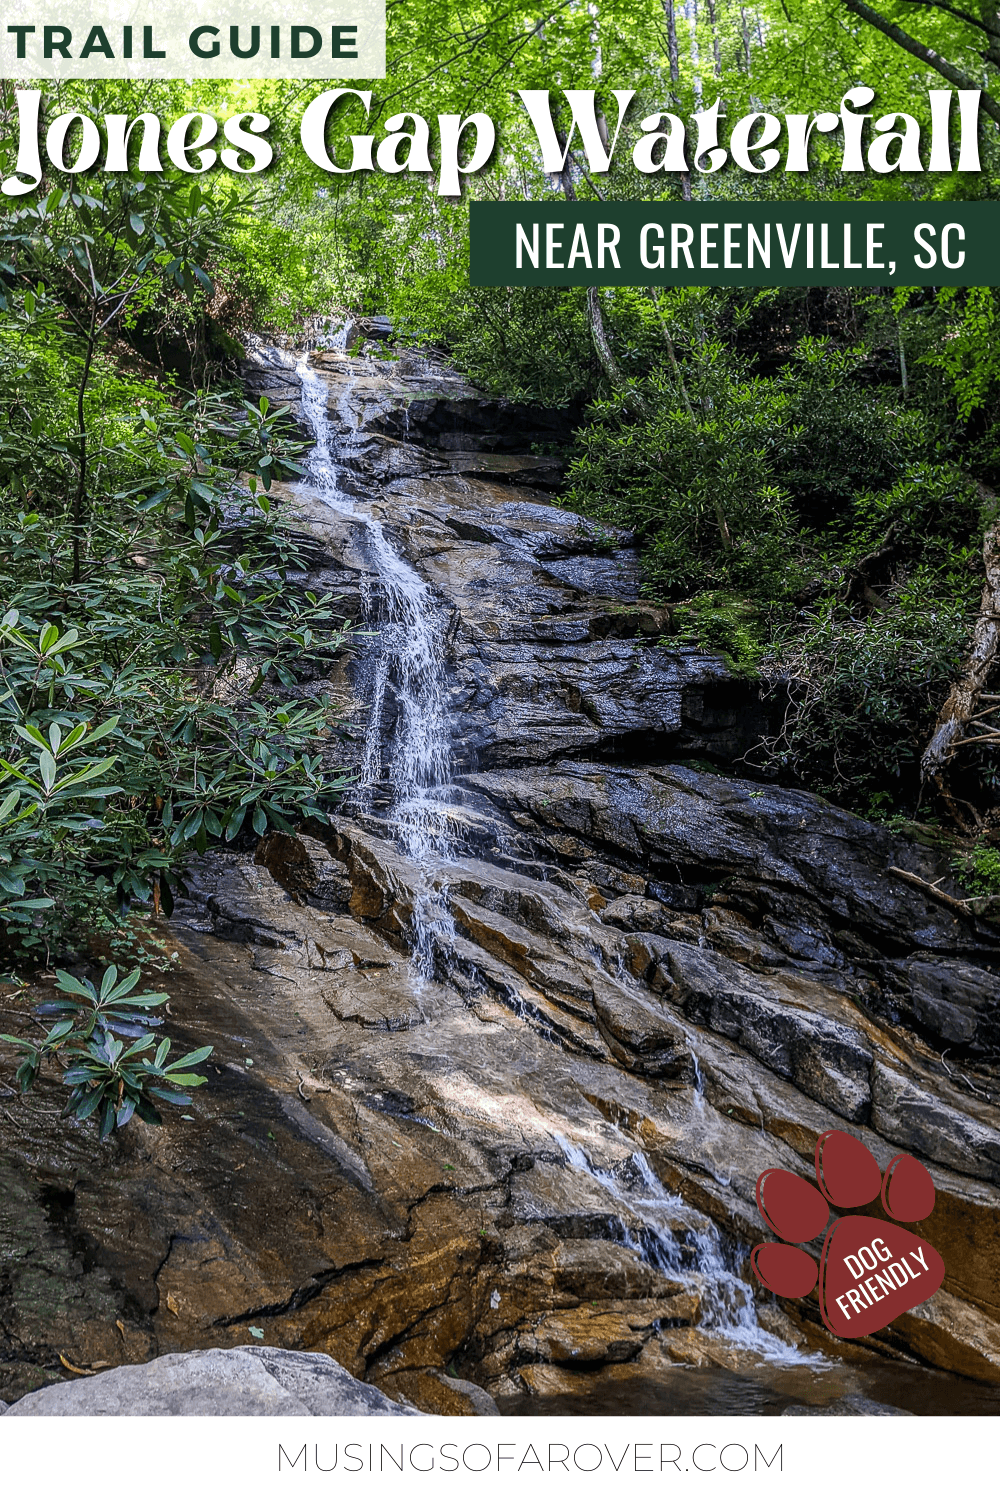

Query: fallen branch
[886,865,973,917]
[921,514,1000,782]
[296,1069,332,1102]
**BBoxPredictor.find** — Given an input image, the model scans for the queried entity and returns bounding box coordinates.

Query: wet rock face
[2,342,1000,1416]
[366,489,775,773]
[884,957,1000,1057]
[248,347,778,775]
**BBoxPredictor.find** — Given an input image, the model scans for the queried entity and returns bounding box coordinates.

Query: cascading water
[555,1135,822,1366]
[294,355,458,976]
[263,343,821,1373]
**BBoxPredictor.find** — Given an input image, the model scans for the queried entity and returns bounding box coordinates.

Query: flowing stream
[286,348,813,1370]
[556,1136,819,1365]
[294,356,458,976]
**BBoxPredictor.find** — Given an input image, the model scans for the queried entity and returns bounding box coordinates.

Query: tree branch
[901,0,1000,41]
[843,0,1000,124]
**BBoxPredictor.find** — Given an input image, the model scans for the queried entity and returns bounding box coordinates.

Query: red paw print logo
[751,1130,944,1338]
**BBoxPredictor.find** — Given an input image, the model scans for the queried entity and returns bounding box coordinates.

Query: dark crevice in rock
[212,1257,388,1327]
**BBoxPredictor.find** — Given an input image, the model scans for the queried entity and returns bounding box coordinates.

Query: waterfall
[276,346,820,1372]
[555,1136,822,1366]
[295,357,457,976]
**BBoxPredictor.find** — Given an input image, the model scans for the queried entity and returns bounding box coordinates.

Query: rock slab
[2,1348,416,1417]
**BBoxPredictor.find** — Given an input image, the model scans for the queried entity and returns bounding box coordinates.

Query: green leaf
[98,1097,117,1140]
[0,1034,38,1052]
[105,966,142,1002]
[54,970,97,1001]
[81,717,120,746]
[76,1087,105,1122]
[169,1045,213,1070]
[224,804,246,840]
[12,724,49,751]
[43,628,79,657]
[38,751,57,793]
[149,1087,192,1105]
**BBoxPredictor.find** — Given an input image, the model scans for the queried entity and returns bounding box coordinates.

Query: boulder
[255,832,353,911]
[3,1348,416,1416]
[870,1064,1000,1185]
[591,982,693,1078]
[884,955,1000,1055]
[552,1240,684,1301]
[377,1369,499,1415]
[658,940,874,1122]
[463,762,994,957]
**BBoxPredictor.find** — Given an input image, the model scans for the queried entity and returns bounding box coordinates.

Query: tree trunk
[648,288,695,419]
[921,516,1000,781]
[587,286,627,388]
[662,0,680,82]
[688,0,702,106]
[706,0,722,77]
[661,0,691,195]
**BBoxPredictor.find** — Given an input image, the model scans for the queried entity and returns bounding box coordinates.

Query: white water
[266,344,821,1368]
[294,356,458,976]
[556,1135,822,1366]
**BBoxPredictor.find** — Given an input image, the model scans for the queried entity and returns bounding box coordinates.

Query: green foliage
[0,964,211,1138]
[773,337,922,525]
[845,463,982,570]
[420,287,597,405]
[953,843,1000,898]
[920,287,1000,423]
[566,291,802,596]
[758,572,973,815]
[671,594,771,678]
[0,507,351,964]
[0,307,353,968]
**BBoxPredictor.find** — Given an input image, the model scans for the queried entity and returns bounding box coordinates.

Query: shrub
[757,573,973,816]
[0,964,211,1138]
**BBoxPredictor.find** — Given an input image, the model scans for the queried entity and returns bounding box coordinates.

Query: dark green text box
[469,201,1000,287]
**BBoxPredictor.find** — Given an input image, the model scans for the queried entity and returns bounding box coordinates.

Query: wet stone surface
[1,343,999,1414]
